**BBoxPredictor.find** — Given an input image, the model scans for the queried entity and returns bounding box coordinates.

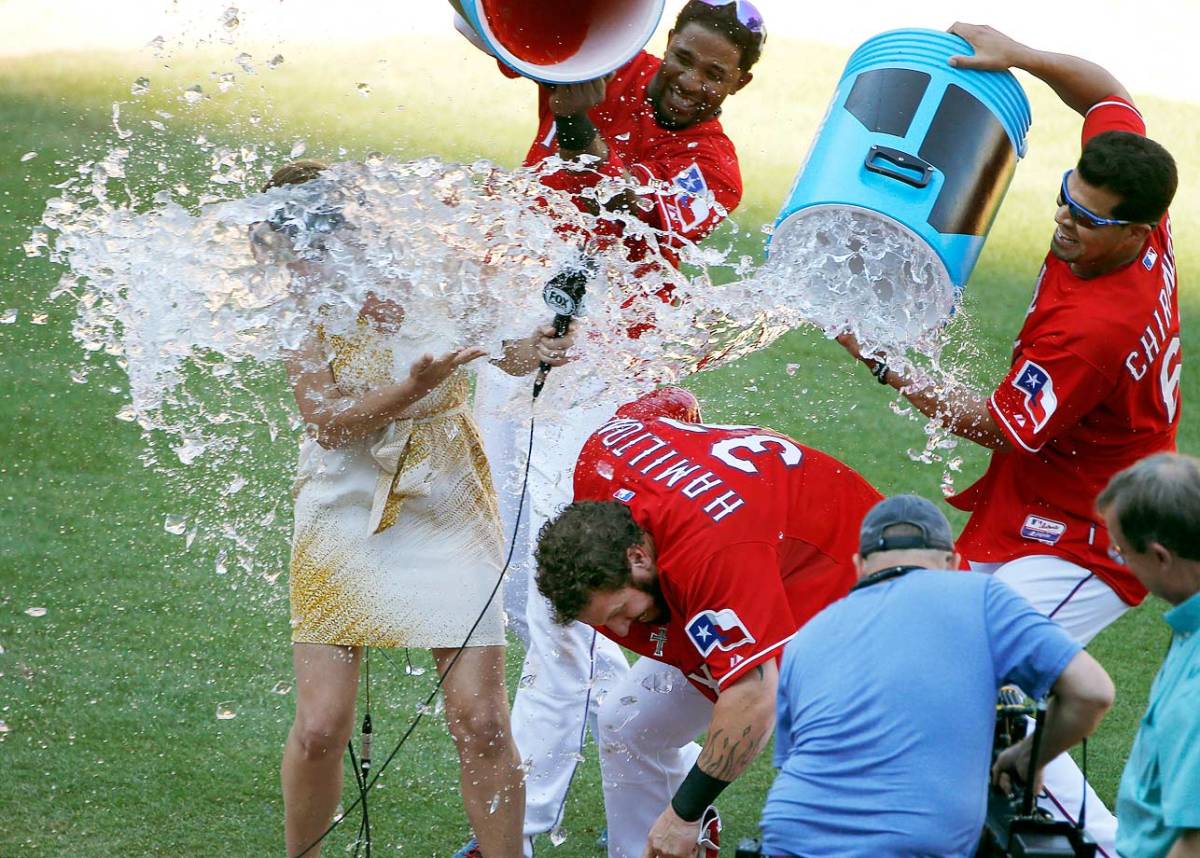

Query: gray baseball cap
[859,494,955,557]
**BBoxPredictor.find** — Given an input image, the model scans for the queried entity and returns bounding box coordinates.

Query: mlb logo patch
[1020,515,1067,545]
[1143,247,1159,271]
[664,162,711,233]
[613,488,636,503]
[686,608,756,657]
[1012,360,1058,434]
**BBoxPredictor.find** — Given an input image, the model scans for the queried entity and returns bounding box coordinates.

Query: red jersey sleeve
[988,341,1115,454]
[628,134,742,248]
[680,541,796,692]
[1081,96,1145,146]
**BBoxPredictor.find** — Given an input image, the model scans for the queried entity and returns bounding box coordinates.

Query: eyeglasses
[1057,170,1132,229]
[694,0,767,46]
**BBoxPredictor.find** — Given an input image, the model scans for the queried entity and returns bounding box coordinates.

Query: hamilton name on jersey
[593,418,746,524]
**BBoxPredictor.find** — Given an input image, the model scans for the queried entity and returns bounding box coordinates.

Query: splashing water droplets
[20,152,38,163]
[131,77,150,96]
[0,308,17,325]
[550,826,567,847]
[267,54,284,69]
[271,680,293,695]
[215,702,237,720]
[164,515,188,536]
[24,607,47,618]
[356,82,371,97]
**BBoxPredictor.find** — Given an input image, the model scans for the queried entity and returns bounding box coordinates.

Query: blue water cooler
[773,29,1032,291]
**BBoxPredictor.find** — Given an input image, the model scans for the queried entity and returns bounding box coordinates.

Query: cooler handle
[864,145,934,188]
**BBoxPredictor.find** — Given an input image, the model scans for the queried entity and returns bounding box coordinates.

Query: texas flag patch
[1143,247,1159,271]
[686,608,755,657]
[613,488,636,503]
[663,162,712,233]
[1012,360,1058,433]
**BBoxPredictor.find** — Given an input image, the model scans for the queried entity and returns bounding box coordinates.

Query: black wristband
[670,764,731,823]
[870,360,890,384]
[554,113,598,151]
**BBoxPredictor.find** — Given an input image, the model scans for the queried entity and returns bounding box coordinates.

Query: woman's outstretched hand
[409,347,489,393]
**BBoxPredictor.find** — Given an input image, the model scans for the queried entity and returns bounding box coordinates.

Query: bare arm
[1168,830,1200,858]
[695,661,778,780]
[838,333,1013,451]
[642,663,777,858]
[490,322,577,377]
[287,334,486,449]
[992,651,1115,794]
[948,23,1132,115]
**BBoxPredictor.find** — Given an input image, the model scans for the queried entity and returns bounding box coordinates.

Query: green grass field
[0,32,1196,856]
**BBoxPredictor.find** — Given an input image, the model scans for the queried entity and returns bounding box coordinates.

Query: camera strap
[850,564,923,592]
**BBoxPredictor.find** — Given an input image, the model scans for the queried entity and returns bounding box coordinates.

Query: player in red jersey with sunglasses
[840,24,1179,855]
[451,3,767,855]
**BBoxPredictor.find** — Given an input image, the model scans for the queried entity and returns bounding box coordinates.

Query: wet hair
[1077,132,1177,225]
[1097,453,1200,560]
[535,501,645,624]
[262,159,328,192]
[673,0,764,72]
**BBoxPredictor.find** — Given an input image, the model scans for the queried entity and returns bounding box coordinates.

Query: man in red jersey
[454,0,760,268]
[535,388,883,858]
[452,4,766,854]
[840,24,1179,855]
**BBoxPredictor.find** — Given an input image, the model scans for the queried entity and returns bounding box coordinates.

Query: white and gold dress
[289,321,505,648]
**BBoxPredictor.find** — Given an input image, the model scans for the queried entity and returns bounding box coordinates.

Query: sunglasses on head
[694,0,767,45]
[1057,170,1132,229]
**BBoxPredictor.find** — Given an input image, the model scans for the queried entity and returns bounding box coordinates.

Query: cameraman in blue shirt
[762,495,1115,857]
[1100,454,1200,858]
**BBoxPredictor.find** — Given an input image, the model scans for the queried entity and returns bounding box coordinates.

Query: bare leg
[282,643,361,858]
[433,645,525,858]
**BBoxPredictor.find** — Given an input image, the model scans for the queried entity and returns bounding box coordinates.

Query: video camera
[975,687,1096,858]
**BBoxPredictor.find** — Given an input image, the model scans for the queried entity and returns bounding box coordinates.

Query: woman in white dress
[261,161,571,857]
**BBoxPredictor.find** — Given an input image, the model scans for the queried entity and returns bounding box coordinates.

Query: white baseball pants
[474,365,631,850]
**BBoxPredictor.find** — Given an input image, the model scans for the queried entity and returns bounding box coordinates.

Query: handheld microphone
[532,261,590,399]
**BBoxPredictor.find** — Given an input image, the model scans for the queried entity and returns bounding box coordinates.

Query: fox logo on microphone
[686,608,756,657]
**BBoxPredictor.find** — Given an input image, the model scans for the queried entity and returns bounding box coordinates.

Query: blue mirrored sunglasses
[1057,169,1131,229]
[694,0,767,45]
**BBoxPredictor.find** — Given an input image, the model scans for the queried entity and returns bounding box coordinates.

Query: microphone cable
[291,411,539,858]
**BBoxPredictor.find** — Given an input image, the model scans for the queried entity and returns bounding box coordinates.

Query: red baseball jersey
[506,51,743,268]
[950,97,1181,605]
[573,404,882,701]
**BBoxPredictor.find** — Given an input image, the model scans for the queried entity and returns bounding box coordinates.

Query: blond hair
[262,159,328,192]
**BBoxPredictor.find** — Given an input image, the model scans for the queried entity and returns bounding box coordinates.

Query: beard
[633,575,671,623]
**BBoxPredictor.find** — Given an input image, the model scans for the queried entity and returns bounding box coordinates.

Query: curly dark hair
[673,0,765,72]
[1077,131,1177,225]
[535,501,646,624]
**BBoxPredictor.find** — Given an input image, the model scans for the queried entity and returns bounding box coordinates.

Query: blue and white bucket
[458,0,665,84]
[773,29,1032,295]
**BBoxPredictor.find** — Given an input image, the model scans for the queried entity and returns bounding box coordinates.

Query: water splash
[35,89,975,578]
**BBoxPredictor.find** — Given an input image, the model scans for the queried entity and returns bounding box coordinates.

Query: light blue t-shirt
[1116,589,1200,858]
[761,570,1080,858]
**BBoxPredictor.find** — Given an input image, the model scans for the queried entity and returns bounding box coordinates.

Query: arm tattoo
[697,724,771,780]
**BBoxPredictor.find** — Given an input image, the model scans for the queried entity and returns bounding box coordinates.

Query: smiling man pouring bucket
[449,2,767,856]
